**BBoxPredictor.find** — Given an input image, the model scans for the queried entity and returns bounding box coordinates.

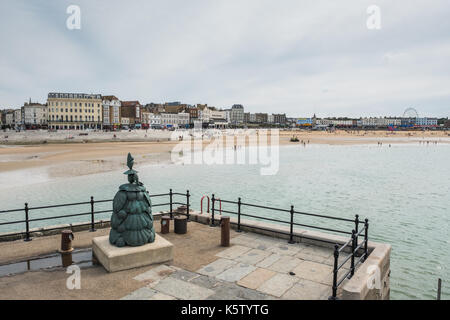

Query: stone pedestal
[92,234,174,272]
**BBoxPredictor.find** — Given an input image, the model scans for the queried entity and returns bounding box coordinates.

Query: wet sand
[0,129,448,177]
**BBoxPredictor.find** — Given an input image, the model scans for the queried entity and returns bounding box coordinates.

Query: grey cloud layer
[0,0,449,117]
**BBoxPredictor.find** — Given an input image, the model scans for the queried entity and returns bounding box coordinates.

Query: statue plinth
[93,234,173,272]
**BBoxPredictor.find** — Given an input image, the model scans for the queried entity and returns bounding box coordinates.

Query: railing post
[211,194,215,226]
[329,244,340,300]
[350,230,356,278]
[24,203,31,242]
[364,218,369,260]
[237,197,242,232]
[186,190,190,221]
[169,189,173,219]
[437,278,442,300]
[354,214,359,252]
[90,196,96,232]
[288,205,294,244]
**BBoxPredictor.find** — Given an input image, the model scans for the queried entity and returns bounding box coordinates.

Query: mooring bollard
[60,229,74,267]
[174,216,187,234]
[161,215,170,234]
[221,216,230,247]
[60,229,74,253]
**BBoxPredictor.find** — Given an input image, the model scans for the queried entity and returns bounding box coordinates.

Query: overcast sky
[0,0,449,117]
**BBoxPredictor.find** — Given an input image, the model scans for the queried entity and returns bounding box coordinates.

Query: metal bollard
[161,215,170,234]
[221,216,230,247]
[174,216,187,234]
[60,229,74,253]
[60,229,74,267]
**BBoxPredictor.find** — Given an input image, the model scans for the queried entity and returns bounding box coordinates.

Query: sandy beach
[0,129,448,178]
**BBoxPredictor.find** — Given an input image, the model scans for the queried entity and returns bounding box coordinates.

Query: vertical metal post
[211,194,215,226]
[288,205,294,244]
[186,190,190,221]
[364,218,369,260]
[350,230,356,277]
[437,278,442,300]
[329,244,340,300]
[90,196,96,232]
[237,197,242,232]
[24,203,31,242]
[169,189,173,219]
[354,214,359,252]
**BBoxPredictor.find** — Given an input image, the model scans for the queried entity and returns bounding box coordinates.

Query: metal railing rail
[205,194,369,300]
[0,189,190,242]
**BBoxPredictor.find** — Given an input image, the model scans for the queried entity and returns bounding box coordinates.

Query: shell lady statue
[109,153,155,247]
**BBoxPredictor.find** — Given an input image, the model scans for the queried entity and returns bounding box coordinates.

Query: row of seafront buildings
[0,92,286,130]
[0,92,447,130]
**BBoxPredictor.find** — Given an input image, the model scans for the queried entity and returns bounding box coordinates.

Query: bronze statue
[109,153,155,247]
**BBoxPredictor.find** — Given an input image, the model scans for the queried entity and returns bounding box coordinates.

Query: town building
[230,104,244,125]
[273,113,287,125]
[47,93,102,130]
[22,101,47,129]
[149,113,162,129]
[121,101,142,128]
[141,110,152,129]
[160,112,190,128]
[5,112,14,127]
[14,109,22,129]
[102,96,121,130]
[255,113,268,124]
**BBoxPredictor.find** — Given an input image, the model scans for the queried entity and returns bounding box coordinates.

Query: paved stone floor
[0,221,353,300]
[121,232,351,300]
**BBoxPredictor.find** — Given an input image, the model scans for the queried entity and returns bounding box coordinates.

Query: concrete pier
[0,211,391,300]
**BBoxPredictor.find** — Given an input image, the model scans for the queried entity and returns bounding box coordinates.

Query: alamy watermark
[366,265,382,290]
[66,264,81,290]
[66,5,81,30]
[170,128,280,176]
[366,5,381,30]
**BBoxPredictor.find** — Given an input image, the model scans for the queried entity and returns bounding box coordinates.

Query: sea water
[0,143,448,299]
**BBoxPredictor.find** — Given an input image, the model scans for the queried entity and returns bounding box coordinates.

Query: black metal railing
[206,194,369,300]
[0,190,368,299]
[0,189,190,242]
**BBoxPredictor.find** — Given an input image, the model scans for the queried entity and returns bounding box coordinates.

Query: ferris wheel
[403,107,419,118]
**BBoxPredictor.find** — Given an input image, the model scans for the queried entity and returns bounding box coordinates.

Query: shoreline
[0,129,449,178]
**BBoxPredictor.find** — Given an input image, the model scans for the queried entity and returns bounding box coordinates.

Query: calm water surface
[0,144,449,299]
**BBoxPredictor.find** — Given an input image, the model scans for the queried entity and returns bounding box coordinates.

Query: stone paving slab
[256,253,281,268]
[207,281,273,300]
[169,269,200,282]
[153,277,215,300]
[120,287,158,300]
[256,273,298,297]
[298,244,333,258]
[292,260,334,284]
[281,278,331,300]
[267,243,302,256]
[216,263,256,282]
[295,250,328,264]
[197,258,237,277]
[231,233,279,249]
[234,248,271,265]
[148,292,177,300]
[215,245,252,259]
[190,275,224,289]
[266,255,303,274]
[237,268,277,290]
[133,264,175,283]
